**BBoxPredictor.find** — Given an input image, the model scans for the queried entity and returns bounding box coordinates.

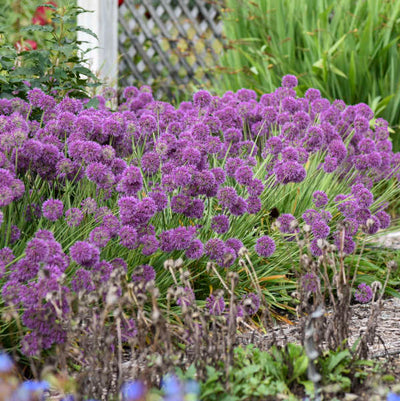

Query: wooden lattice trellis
[118,0,224,96]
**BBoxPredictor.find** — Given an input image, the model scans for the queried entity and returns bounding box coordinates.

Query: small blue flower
[387,393,400,401]
[20,380,50,392]
[0,352,14,372]
[121,381,146,400]
[162,374,183,397]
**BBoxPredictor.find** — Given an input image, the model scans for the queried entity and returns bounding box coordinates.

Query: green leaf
[20,24,54,33]
[74,26,98,39]
[327,350,351,372]
[84,97,99,110]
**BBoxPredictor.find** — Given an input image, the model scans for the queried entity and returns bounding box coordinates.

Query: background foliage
[215,0,400,151]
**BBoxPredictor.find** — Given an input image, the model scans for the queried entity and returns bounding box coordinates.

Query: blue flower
[387,393,400,401]
[121,381,146,400]
[0,352,13,372]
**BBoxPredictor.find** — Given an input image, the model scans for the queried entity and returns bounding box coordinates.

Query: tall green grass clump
[217,0,400,150]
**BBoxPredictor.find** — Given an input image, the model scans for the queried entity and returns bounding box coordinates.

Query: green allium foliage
[216,0,400,151]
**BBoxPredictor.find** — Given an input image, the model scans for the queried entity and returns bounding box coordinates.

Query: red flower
[15,39,38,52]
[32,1,57,25]
[119,0,124,6]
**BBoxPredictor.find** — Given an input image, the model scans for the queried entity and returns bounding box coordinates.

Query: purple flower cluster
[0,80,398,358]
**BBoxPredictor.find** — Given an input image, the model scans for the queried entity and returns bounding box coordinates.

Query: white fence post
[77,0,118,87]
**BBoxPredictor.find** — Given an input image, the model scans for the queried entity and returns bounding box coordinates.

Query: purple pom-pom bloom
[312,191,328,208]
[186,239,204,259]
[282,75,298,89]
[311,220,330,239]
[42,199,63,221]
[354,283,373,303]
[70,241,100,267]
[255,236,276,257]
[301,273,320,293]
[206,294,225,316]
[211,215,230,234]
[65,207,84,227]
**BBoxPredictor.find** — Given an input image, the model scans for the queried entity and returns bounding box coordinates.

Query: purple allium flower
[89,227,111,248]
[235,165,253,186]
[375,211,391,230]
[343,218,359,236]
[65,208,84,227]
[312,191,329,208]
[337,200,358,218]
[217,186,238,209]
[70,268,95,293]
[0,247,14,265]
[205,238,225,262]
[25,238,49,263]
[172,166,192,187]
[205,294,225,316]
[354,283,373,303]
[132,264,156,283]
[247,178,264,196]
[119,225,138,250]
[210,167,226,185]
[193,90,212,108]
[81,197,97,214]
[176,286,195,307]
[10,225,21,244]
[310,238,323,256]
[141,151,160,174]
[241,292,260,315]
[224,127,243,143]
[186,239,204,259]
[170,194,191,214]
[92,260,113,282]
[282,74,298,88]
[211,215,230,234]
[354,208,372,225]
[274,161,306,184]
[149,189,168,211]
[362,215,381,235]
[229,196,248,216]
[86,162,115,188]
[140,234,159,256]
[185,198,205,219]
[42,199,63,221]
[0,186,14,207]
[277,214,298,234]
[302,209,321,225]
[255,236,276,258]
[264,136,283,155]
[118,165,143,195]
[334,232,356,254]
[246,195,262,214]
[301,273,320,293]
[311,220,330,239]
[70,241,100,267]
[323,155,338,173]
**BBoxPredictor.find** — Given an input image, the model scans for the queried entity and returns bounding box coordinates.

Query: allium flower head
[70,241,100,267]
[25,238,49,263]
[301,273,320,293]
[132,264,156,283]
[282,74,298,88]
[255,236,276,257]
[211,215,230,234]
[205,238,225,262]
[89,227,111,248]
[276,214,298,234]
[193,90,212,108]
[185,239,204,259]
[42,199,63,221]
[312,191,329,208]
[312,220,330,239]
[65,207,84,227]
[205,294,225,316]
[241,292,260,315]
[354,283,373,303]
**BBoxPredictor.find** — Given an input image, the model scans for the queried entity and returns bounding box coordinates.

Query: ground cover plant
[1,76,400,399]
[216,0,400,151]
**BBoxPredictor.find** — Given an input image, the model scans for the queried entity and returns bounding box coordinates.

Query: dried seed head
[238,258,246,268]
[227,271,239,285]
[174,258,184,269]
[303,224,311,233]
[371,281,382,293]
[387,260,398,271]
[238,246,249,257]
[163,259,174,270]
